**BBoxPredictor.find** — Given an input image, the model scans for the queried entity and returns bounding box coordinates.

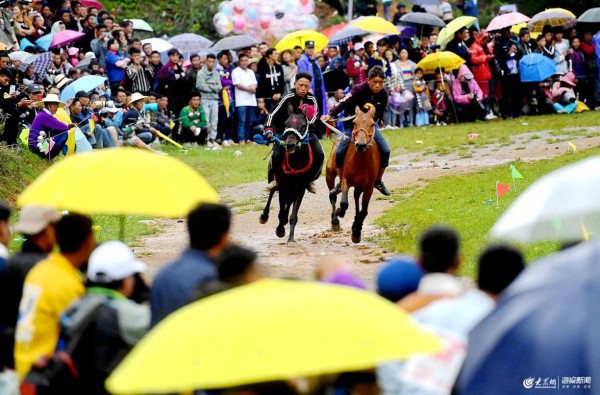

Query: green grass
[375,147,600,278]
[380,112,600,156]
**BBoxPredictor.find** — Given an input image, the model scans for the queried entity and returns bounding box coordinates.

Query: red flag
[496,182,510,199]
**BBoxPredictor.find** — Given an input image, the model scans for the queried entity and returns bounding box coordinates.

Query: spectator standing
[257,48,285,112]
[413,67,432,126]
[150,203,231,327]
[347,43,368,86]
[183,54,204,101]
[392,3,407,25]
[446,27,472,69]
[105,38,129,91]
[552,26,571,75]
[154,48,186,123]
[14,214,95,380]
[470,30,496,119]
[232,53,258,145]
[196,53,222,147]
[216,50,235,146]
[297,40,328,116]
[495,28,522,119]
[125,47,154,94]
[279,49,297,95]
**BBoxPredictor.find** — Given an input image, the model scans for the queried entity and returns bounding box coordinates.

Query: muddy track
[137,127,600,286]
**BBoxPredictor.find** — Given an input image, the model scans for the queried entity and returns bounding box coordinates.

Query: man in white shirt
[231,53,258,145]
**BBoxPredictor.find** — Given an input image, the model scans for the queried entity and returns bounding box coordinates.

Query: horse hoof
[259,214,269,224]
[338,210,346,219]
[276,226,286,238]
[287,239,297,245]
[351,234,361,244]
[332,223,340,232]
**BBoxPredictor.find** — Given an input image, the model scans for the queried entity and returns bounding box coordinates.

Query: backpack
[20,295,105,395]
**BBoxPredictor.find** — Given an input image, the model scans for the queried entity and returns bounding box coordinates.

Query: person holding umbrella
[446,27,472,70]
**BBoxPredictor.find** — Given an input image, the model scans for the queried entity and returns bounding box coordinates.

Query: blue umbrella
[454,241,600,395]
[60,75,107,102]
[518,53,556,82]
[20,37,35,51]
[36,33,54,51]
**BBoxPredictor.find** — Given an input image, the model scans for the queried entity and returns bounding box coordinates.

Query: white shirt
[232,67,257,107]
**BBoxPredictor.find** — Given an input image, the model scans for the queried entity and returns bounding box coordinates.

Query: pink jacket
[452,65,484,104]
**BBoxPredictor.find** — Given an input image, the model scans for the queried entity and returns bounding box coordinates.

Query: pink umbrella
[50,30,85,49]
[486,12,530,32]
[80,0,104,8]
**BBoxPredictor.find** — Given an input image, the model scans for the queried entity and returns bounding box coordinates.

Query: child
[412,67,432,126]
[432,75,450,125]
[551,72,578,114]
[568,37,588,100]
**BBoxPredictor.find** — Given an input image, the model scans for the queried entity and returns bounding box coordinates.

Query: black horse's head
[283,103,308,153]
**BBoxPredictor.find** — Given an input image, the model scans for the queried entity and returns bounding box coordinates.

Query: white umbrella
[8,51,34,63]
[141,37,174,53]
[490,156,600,243]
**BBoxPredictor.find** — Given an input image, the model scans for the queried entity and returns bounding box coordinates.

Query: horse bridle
[352,126,375,148]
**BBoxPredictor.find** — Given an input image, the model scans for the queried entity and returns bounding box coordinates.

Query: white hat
[128,92,147,106]
[38,93,65,108]
[88,241,148,283]
[354,43,365,51]
[15,205,60,235]
[54,74,71,90]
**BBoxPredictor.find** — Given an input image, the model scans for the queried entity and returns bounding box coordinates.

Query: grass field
[375,147,600,278]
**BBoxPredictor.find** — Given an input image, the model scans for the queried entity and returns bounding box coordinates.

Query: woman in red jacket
[470,30,497,120]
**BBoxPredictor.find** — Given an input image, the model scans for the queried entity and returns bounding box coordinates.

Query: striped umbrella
[528,8,577,33]
[29,52,52,80]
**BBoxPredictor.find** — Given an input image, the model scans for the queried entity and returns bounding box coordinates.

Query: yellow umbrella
[275,30,329,53]
[349,16,399,35]
[437,16,478,48]
[416,51,465,74]
[17,148,219,218]
[106,279,442,394]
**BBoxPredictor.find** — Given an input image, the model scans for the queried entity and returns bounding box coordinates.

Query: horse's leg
[276,191,288,238]
[260,190,275,224]
[336,179,350,218]
[351,188,373,244]
[330,184,340,231]
[288,189,305,243]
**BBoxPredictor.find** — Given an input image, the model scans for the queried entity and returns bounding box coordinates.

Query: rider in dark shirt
[263,72,325,194]
[323,66,392,196]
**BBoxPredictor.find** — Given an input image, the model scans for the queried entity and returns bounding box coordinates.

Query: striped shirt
[126,64,155,94]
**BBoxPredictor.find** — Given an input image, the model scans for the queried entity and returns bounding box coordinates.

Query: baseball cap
[88,241,148,283]
[354,42,365,51]
[376,256,423,302]
[305,40,315,48]
[75,90,90,98]
[15,205,60,235]
[27,84,42,94]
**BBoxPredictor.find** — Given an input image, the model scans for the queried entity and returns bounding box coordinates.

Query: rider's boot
[374,168,391,196]
[307,181,316,194]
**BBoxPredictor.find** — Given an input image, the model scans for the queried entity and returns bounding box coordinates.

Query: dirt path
[137,127,600,286]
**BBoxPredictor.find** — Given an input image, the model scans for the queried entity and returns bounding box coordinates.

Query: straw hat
[38,93,65,108]
[54,74,71,90]
[128,92,147,106]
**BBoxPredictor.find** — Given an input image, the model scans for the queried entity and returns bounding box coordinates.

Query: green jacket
[180,105,207,129]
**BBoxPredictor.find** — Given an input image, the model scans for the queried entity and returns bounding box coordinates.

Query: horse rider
[321,66,392,196]
[263,71,325,194]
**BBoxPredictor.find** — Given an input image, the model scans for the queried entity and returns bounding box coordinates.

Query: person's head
[414,67,424,79]
[419,225,460,274]
[141,43,152,57]
[294,72,312,97]
[129,46,141,63]
[518,27,530,43]
[376,38,389,54]
[32,14,44,28]
[75,90,90,106]
[216,244,261,286]
[59,8,71,23]
[455,26,468,41]
[115,89,126,104]
[477,244,525,297]
[129,93,146,110]
[367,66,385,94]
[70,98,82,114]
[328,46,338,59]
[376,256,424,302]
[27,84,43,101]
[536,35,546,47]
[189,90,201,109]
[279,49,294,64]
[205,53,216,70]
[157,93,169,109]
[317,55,326,69]
[103,15,114,30]
[107,38,119,51]
[265,47,277,63]
[167,48,180,65]
[258,42,268,56]
[542,24,553,42]
[334,88,344,100]
[87,241,148,298]
[84,13,97,29]
[429,33,438,46]
[552,25,563,41]
[237,52,249,69]
[0,52,10,69]
[217,50,230,67]
[571,37,580,49]
[0,67,12,86]
[119,19,133,35]
[15,206,59,253]
[304,40,315,57]
[399,47,409,61]
[364,41,374,56]
[150,51,161,65]
[55,213,95,268]
[583,30,593,41]
[293,45,303,59]
[187,203,231,254]
[0,200,11,247]
[397,2,405,11]
[354,42,365,56]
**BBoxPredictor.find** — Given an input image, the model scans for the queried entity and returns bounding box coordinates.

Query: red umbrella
[80,0,104,9]
[50,30,85,49]
[321,22,347,39]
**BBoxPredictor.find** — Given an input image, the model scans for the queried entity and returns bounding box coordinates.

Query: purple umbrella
[50,30,85,49]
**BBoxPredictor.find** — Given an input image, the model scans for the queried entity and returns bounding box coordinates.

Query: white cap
[15,205,60,235]
[88,241,147,283]
[354,43,365,51]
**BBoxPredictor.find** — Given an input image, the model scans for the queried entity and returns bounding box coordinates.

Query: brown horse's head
[352,105,376,154]
[283,103,309,153]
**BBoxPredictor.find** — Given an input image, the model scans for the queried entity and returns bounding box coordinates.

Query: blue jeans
[94,126,114,148]
[236,106,256,142]
[137,131,154,144]
[383,1,391,20]
[335,126,390,169]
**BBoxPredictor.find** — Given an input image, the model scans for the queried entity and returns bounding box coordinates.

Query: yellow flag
[169,120,175,130]
[54,107,76,155]
[89,118,95,132]
[222,88,230,117]
[568,141,577,153]
[582,222,590,241]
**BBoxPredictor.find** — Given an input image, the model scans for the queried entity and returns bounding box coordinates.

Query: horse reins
[282,144,314,175]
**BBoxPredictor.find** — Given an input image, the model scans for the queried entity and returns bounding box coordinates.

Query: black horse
[260,105,315,243]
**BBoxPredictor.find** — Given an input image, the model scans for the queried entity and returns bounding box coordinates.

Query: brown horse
[326,105,379,243]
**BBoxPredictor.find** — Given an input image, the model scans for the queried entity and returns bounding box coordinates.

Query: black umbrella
[400,12,446,28]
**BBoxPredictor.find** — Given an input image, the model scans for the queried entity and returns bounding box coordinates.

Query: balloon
[218,1,233,15]
[246,8,259,21]
[232,0,245,14]
[259,15,271,30]
[232,16,246,33]
[301,0,314,14]
[304,14,318,30]
[300,0,309,5]
[215,18,233,35]
[275,11,284,19]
